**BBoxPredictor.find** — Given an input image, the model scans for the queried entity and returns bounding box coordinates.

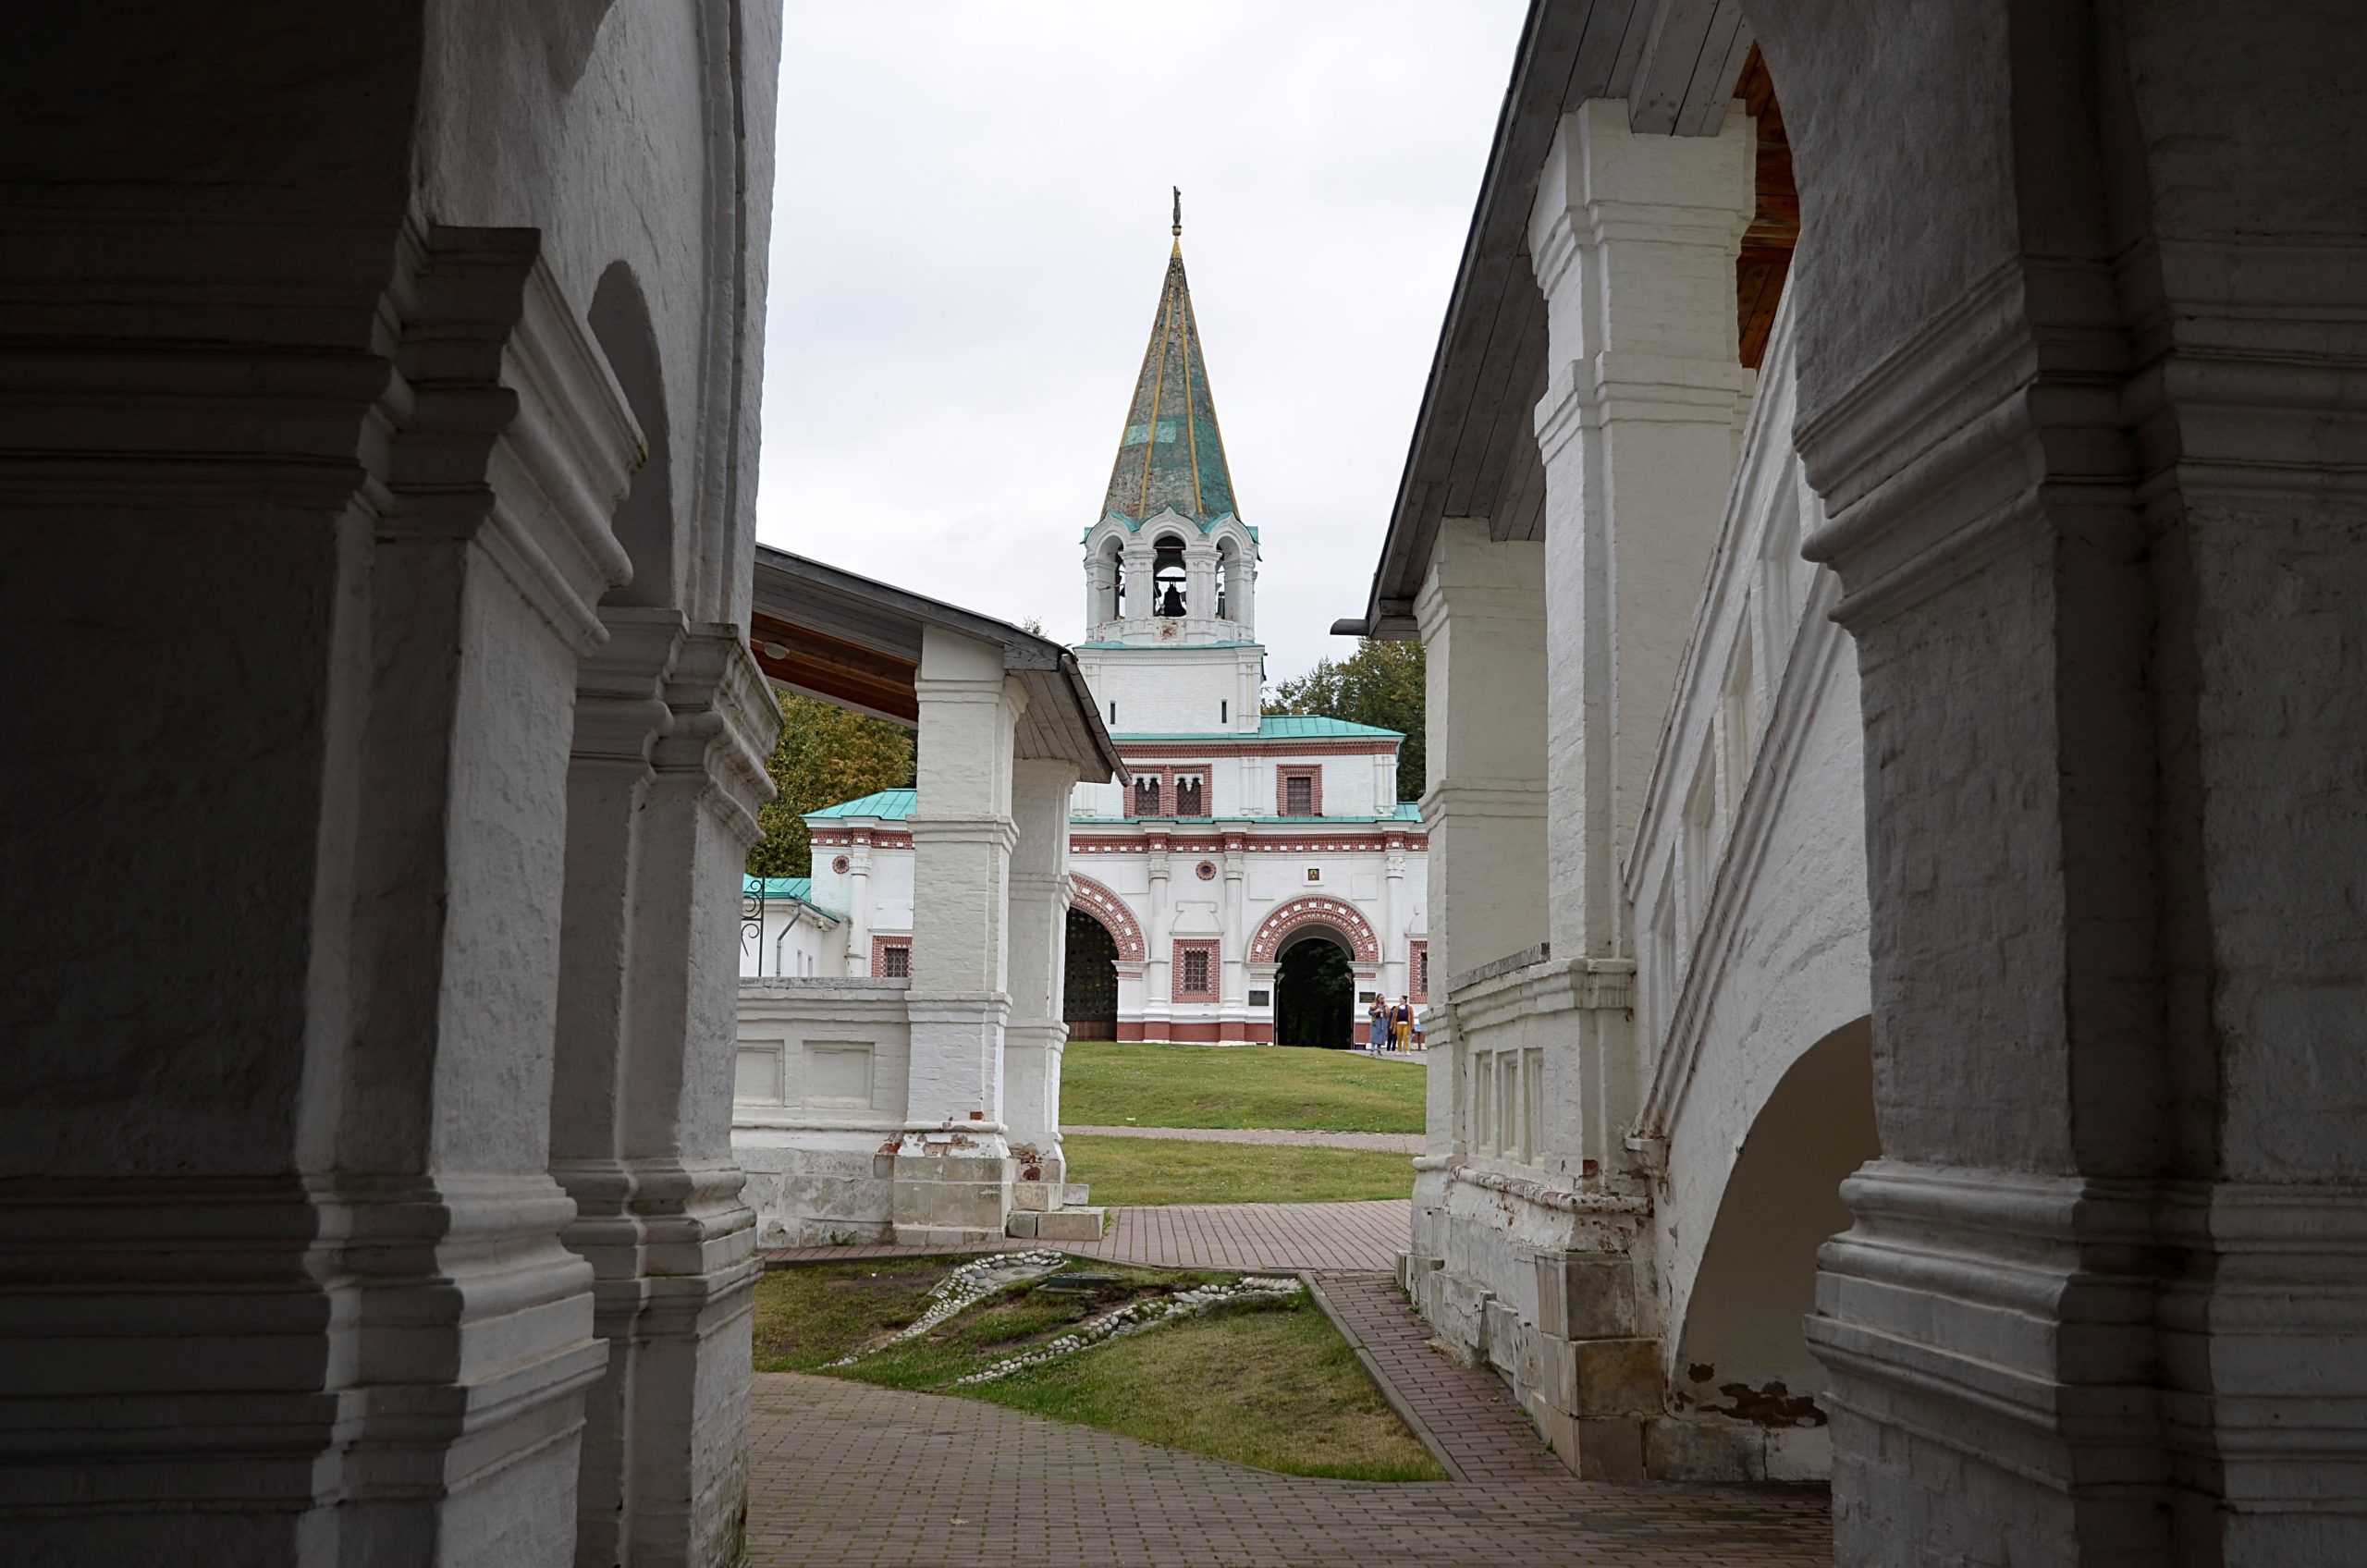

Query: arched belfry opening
[1273,928,1355,1047]
[1061,907,1119,1041]
[1098,535,1125,622]
[1216,536,1244,623]
[1151,533,1187,617]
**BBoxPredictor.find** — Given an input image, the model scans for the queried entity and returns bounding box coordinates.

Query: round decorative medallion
[831,855,851,875]
[1196,860,1218,881]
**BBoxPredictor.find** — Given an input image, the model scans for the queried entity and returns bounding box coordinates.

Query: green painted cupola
[1100,192,1239,530]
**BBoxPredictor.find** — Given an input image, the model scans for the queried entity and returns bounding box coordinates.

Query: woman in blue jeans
[1367,998,1388,1052]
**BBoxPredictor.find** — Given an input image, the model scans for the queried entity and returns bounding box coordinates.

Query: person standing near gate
[1390,997,1414,1053]
[1367,997,1388,1053]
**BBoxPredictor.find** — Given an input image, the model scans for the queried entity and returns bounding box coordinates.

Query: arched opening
[1272,930,1355,1047]
[1674,1017,1877,1433]
[1061,907,1119,1040]
[1215,537,1236,620]
[587,263,676,608]
[1097,535,1124,622]
[1151,533,1187,617]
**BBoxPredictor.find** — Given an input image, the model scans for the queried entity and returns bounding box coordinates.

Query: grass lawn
[752,1256,1442,1481]
[1062,1133,1414,1206]
[1061,1040,1426,1133]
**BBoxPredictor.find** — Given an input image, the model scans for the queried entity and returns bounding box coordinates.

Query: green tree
[1268,639,1426,802]
[745,690,917,876]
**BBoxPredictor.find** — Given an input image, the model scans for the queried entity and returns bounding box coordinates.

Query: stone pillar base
[888,1136,1014,1247]
[1406,1161,1666,1480]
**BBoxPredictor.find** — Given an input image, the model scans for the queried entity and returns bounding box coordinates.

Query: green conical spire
[1100,194,1238,527]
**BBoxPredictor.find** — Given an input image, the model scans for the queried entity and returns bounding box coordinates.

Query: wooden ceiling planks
[1735,43,1797,370]
[748,610,920,724]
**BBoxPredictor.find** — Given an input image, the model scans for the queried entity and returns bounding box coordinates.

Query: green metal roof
[1100,225,1239,530]
[1108,715,1404,743]
[742,875,842,920]
[1255,714,1404,740]
[803,788,917,822]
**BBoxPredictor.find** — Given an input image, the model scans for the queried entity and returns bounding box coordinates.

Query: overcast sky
[755,3,1527,684]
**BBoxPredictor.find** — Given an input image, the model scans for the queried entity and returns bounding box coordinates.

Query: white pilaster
[1004,757,1081,1182]
[894,626,1023,1243]
[556,617,776,1568]
[1528,98,1753,1171]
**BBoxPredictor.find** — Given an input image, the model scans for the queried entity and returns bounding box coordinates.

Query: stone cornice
[383,225,641,655]
[1797,255,2137,631]
[649,622,778,840]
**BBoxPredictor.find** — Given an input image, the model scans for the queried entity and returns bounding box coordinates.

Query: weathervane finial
[1171,186,1183,242]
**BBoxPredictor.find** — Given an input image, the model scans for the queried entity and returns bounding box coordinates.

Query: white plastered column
[1413,515,1551,1154]
[1184,537,1219,628]
[1528,99,1753,1178]
[840,835,875,977]
[553,617,776,1568]
[1142,836,1174,1037]
[892,626,1023,1243]
[1003,757,1082,1184]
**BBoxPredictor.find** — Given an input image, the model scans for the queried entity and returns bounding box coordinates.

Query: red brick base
[1117,1019,1274,1044]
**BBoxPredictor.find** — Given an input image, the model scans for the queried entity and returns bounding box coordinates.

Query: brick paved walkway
[762,1198,1410,1272]
[1067,1123,1426,1153]
[744,1270,1832,1566]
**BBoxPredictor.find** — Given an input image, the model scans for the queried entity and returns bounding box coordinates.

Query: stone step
[1006,1207,1108,1242]
[1011,1181,1091,1213]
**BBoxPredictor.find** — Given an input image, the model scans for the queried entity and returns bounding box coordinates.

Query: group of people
[1365,997,1422,1054]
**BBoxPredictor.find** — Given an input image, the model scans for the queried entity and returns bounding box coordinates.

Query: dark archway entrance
[1062,907,1119,1040]
[1273,935,1354,1047]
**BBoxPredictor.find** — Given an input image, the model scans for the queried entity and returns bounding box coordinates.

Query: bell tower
[1077,196,1263,737]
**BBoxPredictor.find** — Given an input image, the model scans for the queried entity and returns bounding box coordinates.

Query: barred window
[1283,775,1313,815]
[1182,948,1210,993]
[880,944,910,979]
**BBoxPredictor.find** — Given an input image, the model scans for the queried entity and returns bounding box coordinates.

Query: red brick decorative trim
[1067,874,1147,962]
[1071,831,1427,854]
[870,936,912,978]
[1275,765,1324,818]
[1409,940,1429,1003]
[812,829,914,851]
[1119,1019,1273,1043]
[1171,939,1220,1001]
[1166,766,1211,818]
[1248,896,1380,963]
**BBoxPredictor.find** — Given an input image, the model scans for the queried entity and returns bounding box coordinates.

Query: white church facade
[747,224,1431,1049]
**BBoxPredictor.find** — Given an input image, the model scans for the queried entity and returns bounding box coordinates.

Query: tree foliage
[745,690,917,876]
[1267,639,1426,802]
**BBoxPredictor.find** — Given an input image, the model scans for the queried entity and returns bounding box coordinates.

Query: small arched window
[1133,773,1164,816]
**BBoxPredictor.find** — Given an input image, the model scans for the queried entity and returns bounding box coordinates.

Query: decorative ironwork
[742,877,772,976]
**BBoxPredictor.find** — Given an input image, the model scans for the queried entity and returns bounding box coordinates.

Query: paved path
[744,1271,1832,1567]
[1067,1123,1426,1153]
[762,1199,1410,1273]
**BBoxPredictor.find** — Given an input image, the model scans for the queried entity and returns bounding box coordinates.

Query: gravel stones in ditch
[829,1250,1068,1366]
[950,1275,1305,1386]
